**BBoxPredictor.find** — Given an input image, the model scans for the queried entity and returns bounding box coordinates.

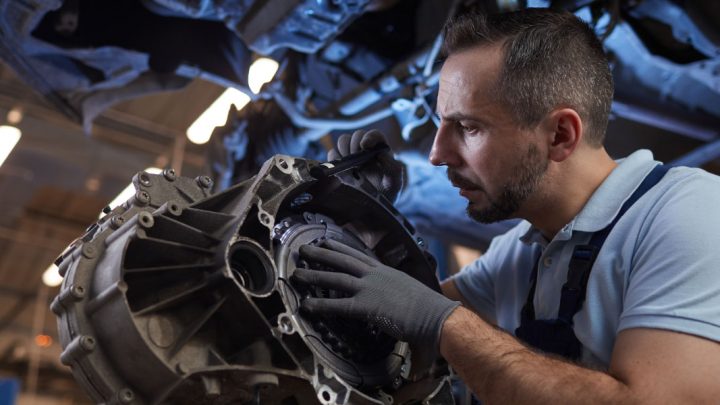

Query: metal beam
[669,138,720,167]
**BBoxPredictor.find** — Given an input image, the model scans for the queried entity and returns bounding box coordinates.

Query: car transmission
[51,155,453,404]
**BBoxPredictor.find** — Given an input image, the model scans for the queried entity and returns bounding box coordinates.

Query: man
[292,8,720,403]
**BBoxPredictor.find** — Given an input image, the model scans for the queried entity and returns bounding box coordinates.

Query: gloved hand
[291,239,460,351]
[329,129,406,202]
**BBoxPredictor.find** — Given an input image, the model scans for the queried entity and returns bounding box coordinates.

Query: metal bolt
[134,190,150,206]
[163,168,177,181]
[110,215,125,229]
[196,176,213,189]
[416,237,425,247]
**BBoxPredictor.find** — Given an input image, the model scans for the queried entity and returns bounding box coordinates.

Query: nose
[429,123,459,167]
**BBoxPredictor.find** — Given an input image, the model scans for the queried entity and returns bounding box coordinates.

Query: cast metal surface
[51,156,452,404]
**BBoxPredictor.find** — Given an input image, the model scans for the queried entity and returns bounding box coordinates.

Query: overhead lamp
[0,125,21,167]
[248,57,279,94]
[186,88,250,145]
[100,167,163,218]
[35,334,53,348]
[42,264,63,287]
[7,107,23,125]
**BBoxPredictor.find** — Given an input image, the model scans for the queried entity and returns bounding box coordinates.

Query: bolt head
[134,190,150,205]
[196,176,213,189]
[163,168,177,181]
[110,216,125,228]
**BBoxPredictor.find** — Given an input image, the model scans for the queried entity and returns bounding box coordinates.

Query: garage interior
[0,0,718,404]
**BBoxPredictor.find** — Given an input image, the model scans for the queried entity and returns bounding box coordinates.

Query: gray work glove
[329,129,406,202]
[292,239,460,351]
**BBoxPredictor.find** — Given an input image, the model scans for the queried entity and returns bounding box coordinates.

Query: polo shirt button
[543,257,553,267]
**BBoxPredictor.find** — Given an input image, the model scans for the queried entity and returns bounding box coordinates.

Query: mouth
[448,170,484,197]
[459,188,483,199]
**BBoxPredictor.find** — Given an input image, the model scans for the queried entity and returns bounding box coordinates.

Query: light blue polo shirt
[451,150,720,367]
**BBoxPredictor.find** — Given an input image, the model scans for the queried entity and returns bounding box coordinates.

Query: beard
[448,143,547,223]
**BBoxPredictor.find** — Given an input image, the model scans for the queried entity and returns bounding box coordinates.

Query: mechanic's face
[430,44,548,223]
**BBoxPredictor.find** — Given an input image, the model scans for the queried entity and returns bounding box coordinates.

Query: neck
[523,147,617,240]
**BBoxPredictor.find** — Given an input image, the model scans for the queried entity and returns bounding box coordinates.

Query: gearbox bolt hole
[139,173,151,187]
[259,212,271,225]
[278,315,293,334]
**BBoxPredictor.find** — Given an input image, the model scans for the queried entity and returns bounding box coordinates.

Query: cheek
[462,139,496,181]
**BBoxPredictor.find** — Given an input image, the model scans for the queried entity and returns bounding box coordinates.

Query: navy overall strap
[522,164,670,324]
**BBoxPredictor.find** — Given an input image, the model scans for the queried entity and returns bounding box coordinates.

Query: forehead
[437,44,504,114]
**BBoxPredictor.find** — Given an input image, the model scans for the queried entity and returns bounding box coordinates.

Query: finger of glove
[301,297,359,318]
[358,129,388,150]
[376,152,401,172]
[321,239,379,266]
[327,147,340,161]
[336,133,352,157]
[291,268,360,293]
[299,244,370,277]
[350,130,365,154]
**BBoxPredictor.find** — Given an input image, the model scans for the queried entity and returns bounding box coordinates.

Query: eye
[459,122,479,135]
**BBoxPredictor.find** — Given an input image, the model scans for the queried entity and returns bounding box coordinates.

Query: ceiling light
[42,264,63,287]
[248,57,279,94]
[101,167,162,218]
[0,125,21,167]
[85,177,101,192]
[186,88,250,145]
[35,334,53,348]
[7,107,23,125]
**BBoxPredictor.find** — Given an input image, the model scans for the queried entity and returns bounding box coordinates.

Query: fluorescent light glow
[0,125,21,167]
[186,88,250,145]
[42,264,63,287]
[248,58,279,94]
[35,334,53,348]
[7,107,23,124]
[101,167,162,218]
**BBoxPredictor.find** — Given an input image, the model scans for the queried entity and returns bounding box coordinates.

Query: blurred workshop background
[0,0,719,403]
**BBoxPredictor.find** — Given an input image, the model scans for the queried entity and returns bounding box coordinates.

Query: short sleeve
[450,223,534,324]
[619,170,720,342]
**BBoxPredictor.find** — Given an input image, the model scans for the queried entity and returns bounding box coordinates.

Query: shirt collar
[519,221,549,247]
[519,149,660,244]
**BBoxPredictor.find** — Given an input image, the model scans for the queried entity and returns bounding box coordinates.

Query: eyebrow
[435,111,489,127]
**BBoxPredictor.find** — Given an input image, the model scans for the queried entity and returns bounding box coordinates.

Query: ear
[543,108,583,163]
